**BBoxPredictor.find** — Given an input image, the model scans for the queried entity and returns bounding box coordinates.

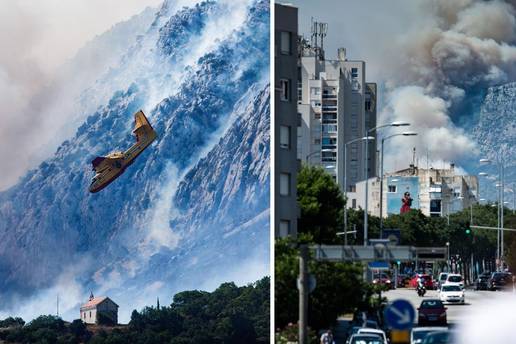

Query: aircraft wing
[91,156,123,172]
[133,110,156,142]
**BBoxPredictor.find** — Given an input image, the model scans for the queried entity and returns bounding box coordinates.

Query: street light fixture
[364,121,410,246]
[344,136,375,246]
[379,131,418,236]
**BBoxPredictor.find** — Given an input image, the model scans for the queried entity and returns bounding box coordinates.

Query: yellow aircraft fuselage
[89,110,157,193]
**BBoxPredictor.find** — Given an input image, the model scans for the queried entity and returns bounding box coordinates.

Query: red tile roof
[80,297,107,310]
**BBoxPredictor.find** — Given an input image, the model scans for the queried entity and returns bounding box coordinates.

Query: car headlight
[386,280,391,284]
[439,312,446,318]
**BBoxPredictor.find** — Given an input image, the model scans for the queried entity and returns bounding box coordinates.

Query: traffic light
[465,228,471,235]
[396,260,401,266]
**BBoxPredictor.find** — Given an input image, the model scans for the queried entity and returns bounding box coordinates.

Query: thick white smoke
[382,0,516,171]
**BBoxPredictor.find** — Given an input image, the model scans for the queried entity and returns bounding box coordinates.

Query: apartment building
[297,45,377,192]
[351,164,479,218]
[275,3,299,237]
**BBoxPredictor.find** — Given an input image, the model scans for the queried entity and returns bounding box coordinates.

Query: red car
[410,274,434,289]
[372,273,393,289]
[418,299,447,326]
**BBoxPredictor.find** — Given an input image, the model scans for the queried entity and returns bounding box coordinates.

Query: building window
[310,87,321,96]
[352,80,360,91]
[388,185,397,193]
[279,79,290,102]
[351,68,358,78]
[280,173,291,196]
[352,199,357,209]
[314,113,321,119]
[430,200,441,213]
[314,138,321,145]
[280,126,290,149]
[89,311,91,318]
[279,220,290,236]
[280,31,291,55]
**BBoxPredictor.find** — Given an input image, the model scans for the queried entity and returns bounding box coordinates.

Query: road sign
[297,274,316,293]
[384,299,415,330]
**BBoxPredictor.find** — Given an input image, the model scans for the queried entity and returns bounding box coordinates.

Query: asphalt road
[383,287,493,326]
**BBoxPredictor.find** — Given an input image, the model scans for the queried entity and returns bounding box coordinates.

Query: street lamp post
[305,151,320,164]
[364,121,410,246]
[345,136,375,246]
[480,155,507,271]
[379,132,417,236]
[446,242,450,272]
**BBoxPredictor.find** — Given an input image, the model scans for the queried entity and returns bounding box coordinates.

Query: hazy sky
[286,0,516,171]
[0,0,162,74]
[0,0,162,190]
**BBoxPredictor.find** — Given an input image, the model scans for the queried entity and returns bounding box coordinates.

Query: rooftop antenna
[318,22,328,60]
[56,294,59,317]
[310,17,317,51]
[310,18,328,60]
[412,147,416,166]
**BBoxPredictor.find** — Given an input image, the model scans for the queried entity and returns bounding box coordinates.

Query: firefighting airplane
[89,110,157,193]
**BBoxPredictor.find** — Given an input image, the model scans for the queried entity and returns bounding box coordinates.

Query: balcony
[322,105,337,112]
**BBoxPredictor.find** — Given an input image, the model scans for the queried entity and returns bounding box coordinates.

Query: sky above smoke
[290,0,516,172]
[0,0,162,191]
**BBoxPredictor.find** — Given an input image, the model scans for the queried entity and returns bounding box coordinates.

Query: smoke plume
[382,0,516,170]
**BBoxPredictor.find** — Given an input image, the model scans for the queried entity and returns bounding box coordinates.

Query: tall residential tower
[297,41,377,193]
[275,3,299,237]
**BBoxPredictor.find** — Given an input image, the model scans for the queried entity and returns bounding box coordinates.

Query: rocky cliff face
[0,0,269,322]
[472,82,516,200]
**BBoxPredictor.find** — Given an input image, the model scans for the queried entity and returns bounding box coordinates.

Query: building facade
[275,3,299,237]
[297,45,377,192]
[351,164,479,218]
[80,293,119,325]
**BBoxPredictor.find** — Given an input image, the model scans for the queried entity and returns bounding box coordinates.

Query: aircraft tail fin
[133,110,156,142]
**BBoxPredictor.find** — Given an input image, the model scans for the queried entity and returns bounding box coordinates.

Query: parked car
[372,273,394,289]
[488,272,512,291]
[396,274,409,288]
[443,274,463,288]
[418,299,447,326]
[437,273,448,289]
[475,272,491,290]
[439,284,465,304]
[411,327,448,344]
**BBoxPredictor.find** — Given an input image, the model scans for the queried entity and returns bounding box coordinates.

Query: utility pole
[299,245,309,344]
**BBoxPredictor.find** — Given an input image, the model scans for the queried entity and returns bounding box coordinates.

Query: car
[437,273,448,289]
[410,274,434,289]
[357,328,387,344]
[397,274,411,288]
[411,327,448,344]
[418,299,447,326]
[364,320,379,329]
[421,330,453,344]
[372,273,393,289]
[443,274,463,288]
[488,272,513,291]
[475,272,491,290]
[349,334,385,344]
[439,284,465,304]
